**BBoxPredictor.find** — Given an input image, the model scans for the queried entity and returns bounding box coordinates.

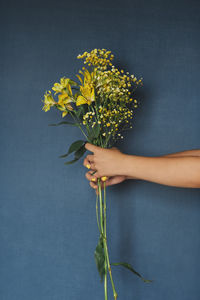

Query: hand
[85,171,127,192]
[83,143,125,178]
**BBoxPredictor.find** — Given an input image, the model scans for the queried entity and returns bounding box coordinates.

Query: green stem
[98,179,118,300]
[98,179,107,300]
[69,111,88,140]
[103,182,108,300]
[98,180,104,232]
[93,104,103,147]
[104,265,108,300]
[96,193,105,238]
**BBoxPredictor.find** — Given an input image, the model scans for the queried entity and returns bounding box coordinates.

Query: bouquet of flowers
[42,49,152,299]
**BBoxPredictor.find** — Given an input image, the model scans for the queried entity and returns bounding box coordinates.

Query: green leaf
[111,262,153,283]
[48,121,79,127]
[76,106,84,119]
[63,147,86,165]
[94,236,105,282]
[88,124,100,140]
[60,140,85,158]
[74,145,86,160]
[93,124,100,138]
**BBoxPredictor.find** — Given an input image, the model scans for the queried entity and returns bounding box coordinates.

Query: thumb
[85,143,101,153]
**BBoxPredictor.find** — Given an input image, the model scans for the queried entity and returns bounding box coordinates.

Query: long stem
[103,182,108,300]
[98,179,107,300]
[96,193,105,238]
[104,232,118,300]
[98,179,118,300]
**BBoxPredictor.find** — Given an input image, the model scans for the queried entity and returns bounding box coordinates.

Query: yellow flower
[42,91,56,112]
[58,93,71,107]
[76,69,96,106]
[52,77,72,96]
[57,92,73,117]
[76,84,95,106]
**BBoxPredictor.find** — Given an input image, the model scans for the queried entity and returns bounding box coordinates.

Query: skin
[83,144,200,192]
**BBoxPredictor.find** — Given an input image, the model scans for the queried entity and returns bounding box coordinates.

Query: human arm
[84,144,200,189]
[160,149,200,158]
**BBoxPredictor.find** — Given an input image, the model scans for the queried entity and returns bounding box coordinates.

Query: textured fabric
[0,0,200,299]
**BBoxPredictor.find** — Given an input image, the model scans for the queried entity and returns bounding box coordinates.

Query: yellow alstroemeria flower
[76,68,96,106]
[76,84,95,106]
[57,92,73,117]
[83,69,92,84]
[77,68,96,86]
[52,77,72,96]
[42,91,56,112]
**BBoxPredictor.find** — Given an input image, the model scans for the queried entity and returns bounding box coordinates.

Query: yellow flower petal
[58,93,67,101]
[42,91,56,111]
[76,74,83,85]
[67,83,72,96]
[62,111,68,118]
[80,85,91,99]
[91,87,95,101]
[58,93,72,108]
[76,95,88,106]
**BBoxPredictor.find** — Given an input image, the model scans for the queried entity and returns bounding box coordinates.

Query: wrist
[117,154,137,177]
[124,154,142,179]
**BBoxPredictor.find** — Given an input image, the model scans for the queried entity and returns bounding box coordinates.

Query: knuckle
[91,163,96,170]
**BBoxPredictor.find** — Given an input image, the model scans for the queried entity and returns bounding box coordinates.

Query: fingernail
[86,164,91,169]
[101,176,107,182]
[91,178,96,182]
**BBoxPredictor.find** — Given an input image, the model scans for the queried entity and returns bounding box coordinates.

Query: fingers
[85,171,97,182]
[85,171,109,190]
[86,155,94,163]
[105,176,125,186]
[83,155,95,170]
[85,143,101,153]
[90,180,105,192]
[90,180,98,189]
[88,175,98,194]
[86,174,126,190]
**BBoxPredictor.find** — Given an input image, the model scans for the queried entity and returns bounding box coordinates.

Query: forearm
[161,149,200,158]
[126,149,200,181]
[123,155,200,188]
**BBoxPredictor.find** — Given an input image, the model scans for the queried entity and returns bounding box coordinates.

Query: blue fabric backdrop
[0,0,200,299]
